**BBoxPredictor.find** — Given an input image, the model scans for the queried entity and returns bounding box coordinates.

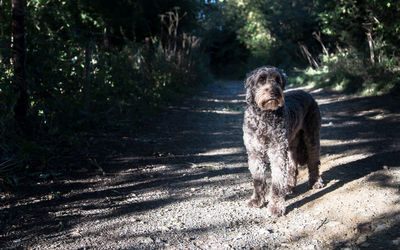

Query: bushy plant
[0,4,209,186]
[290,51,399,95]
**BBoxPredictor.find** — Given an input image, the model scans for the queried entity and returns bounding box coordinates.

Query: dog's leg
[287,148,298,194]
[267,148,288,217]
[303,107,324,189]
[308,160,324,189]
[304,135,324,189]
[247,154,267,208]
[268,165,286,217]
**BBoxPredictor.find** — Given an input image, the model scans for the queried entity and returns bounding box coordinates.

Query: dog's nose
[270,88,280,97]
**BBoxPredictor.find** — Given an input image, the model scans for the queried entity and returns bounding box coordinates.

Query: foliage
[1,0,400,186]
[291,52,400,95]
[295,0,400,94]
[200,0,324,76]
[202,0,399,93]
[0,0,209,185]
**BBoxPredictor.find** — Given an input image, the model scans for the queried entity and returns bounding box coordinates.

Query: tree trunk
[12,0,29,126]
[102,24,110,51]
[313,31,329,57]
[298,42,319,69]
[366,30,375,65]
[84,39,93,112]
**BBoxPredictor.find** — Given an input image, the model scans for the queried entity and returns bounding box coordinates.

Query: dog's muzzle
[260,99,279,109]
[256,93,283,111]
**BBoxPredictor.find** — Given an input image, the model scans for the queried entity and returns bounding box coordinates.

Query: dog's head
[244,66,286,111]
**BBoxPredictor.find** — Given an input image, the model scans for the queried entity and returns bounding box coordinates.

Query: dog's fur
[242,66,324,217]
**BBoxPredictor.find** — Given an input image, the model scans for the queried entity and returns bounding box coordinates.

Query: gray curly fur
[243,66,324,217]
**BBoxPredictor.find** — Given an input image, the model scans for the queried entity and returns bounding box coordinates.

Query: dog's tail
[296,130,308,166]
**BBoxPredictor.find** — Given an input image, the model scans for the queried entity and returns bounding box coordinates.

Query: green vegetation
[1,0,399,186]
[298,0,400,95]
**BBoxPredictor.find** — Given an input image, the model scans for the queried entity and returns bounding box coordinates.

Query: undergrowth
[0,7,210,189]
[289,52,399,96]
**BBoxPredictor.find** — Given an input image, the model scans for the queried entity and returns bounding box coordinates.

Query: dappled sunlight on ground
[2,81,399,249]
[197,147,245,156]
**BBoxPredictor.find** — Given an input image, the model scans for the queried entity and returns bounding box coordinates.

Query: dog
[242,66,324,217]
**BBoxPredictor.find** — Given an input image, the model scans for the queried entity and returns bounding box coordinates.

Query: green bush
[290,52,399,96]
[0,3,210,186]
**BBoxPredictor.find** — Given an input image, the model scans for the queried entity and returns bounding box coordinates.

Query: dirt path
[1,81,400,249]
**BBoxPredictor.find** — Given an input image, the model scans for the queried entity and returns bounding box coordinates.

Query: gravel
[1,81,399,249]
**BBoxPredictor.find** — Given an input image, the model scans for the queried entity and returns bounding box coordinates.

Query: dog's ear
[270,69,287,89]
[244,71,255,89]
[244,72,255,104]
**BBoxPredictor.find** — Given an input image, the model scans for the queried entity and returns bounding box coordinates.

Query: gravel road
[1,81,400,249]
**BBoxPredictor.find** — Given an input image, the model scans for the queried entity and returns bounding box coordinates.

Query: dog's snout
[261,100,268,108]
[270,88,280,97]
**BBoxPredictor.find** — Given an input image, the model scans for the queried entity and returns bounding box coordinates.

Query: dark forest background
[1,0,399,186]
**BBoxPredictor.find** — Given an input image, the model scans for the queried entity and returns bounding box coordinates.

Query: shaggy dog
[243,66,324,217]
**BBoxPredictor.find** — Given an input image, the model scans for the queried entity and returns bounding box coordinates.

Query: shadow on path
[1,83,400,248]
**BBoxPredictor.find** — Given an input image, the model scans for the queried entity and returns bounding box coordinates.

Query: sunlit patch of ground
[3,81,399,249]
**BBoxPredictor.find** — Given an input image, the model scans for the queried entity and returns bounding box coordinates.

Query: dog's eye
[258,76,266,83]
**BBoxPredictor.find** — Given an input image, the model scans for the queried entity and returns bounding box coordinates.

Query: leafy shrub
[0,5,210,186]
[290,51,399,96]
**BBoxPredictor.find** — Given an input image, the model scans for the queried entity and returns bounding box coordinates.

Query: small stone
[356,223,372,233]
[184,236,195,241]
[137,236,154,244]
[383,165,389,170]
[305,245,317,250]
[160,226,169,231]
[70,231,81,237]
[392,239,400,246]
[360,242,370,247]
[326,220,341,227]
[374,224,386,232]
[356,235,367,244]
[259,228,272,234]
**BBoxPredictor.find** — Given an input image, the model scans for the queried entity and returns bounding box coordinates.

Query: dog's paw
[247,198,264,208]
[310,177,324,189]
[287,186,296,194]
[267,203,285,217]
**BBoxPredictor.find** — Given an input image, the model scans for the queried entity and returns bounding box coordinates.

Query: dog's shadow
[285,150,400,214]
